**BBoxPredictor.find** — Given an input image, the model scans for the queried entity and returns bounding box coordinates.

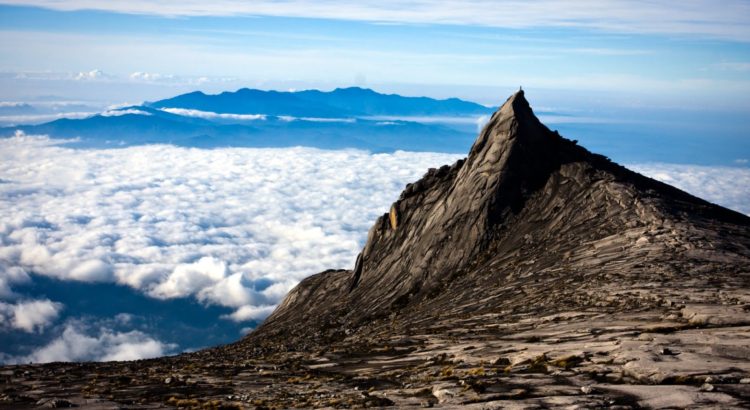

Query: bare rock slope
[249,90,750,349]
[3,91,750,409]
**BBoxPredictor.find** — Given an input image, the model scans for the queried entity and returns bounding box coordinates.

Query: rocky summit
[3,91,750,409]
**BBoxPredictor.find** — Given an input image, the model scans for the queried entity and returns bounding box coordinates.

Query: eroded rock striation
[3,91,750,409]
[248,90,750,350]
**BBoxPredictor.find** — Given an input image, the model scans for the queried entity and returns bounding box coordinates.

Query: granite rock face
[3,91,750,409]
[249,90,750,351]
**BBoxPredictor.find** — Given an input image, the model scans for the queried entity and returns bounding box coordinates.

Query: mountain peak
[503,89,541,126]
[504,88,526,108]
[468,88,555,161]
[492,89,530,120]
[332,86,374,93]
[259,91,581,324]
[250,90,750,351]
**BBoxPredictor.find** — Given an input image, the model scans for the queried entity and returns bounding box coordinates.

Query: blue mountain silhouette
[149,87,490,117]
[1,88,492,152]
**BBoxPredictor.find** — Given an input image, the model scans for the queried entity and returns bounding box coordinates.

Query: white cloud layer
[7,322,174,363]
[630,163,750,215]
[100,108,152,117]
[0,298,63,333]
[0,134,461,321]
[160,108,266,121]
[2,0,748,41]
[0,266,30,298]
[1,135,748,326]
[278,116,355,123]
[0,112,98,125]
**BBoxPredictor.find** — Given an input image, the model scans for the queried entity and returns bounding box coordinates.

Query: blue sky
[1,1,747,166]
[0,1,748,110]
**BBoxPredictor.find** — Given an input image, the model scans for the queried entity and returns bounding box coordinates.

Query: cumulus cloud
[73,69,106,81]
[150,256,228,300]
[1,135,748,326]
[0,266,31,298]
[0,135,461,321]
[7,322,174,363]
[0,299,63,333]
[2,1,748,41]
[160,108,266,121]
[222,305,276,323]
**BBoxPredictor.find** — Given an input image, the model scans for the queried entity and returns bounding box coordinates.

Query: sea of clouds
[1,134,748,362]
[629,163,750,214]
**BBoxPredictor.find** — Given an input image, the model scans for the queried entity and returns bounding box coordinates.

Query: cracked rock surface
[3,91,750,409]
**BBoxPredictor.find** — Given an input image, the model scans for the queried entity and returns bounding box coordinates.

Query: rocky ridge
[2,91,750,409]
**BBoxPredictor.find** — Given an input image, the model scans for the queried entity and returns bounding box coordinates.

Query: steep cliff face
[348,90,566,311]
[247,91,750,350]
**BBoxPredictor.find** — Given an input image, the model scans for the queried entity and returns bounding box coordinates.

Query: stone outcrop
[247,90,750,353]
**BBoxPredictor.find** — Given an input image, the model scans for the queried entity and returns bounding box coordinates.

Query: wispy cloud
[160,108,266,121]
[559,47,652,56]
[2,68,237,87]
[278,115,355,123]
[7,69,111,82]
[0,112,97,125]
[713,62,750,72]
[2,0,749,41]
[100,108,152,117]
[130,71,174,82]
[129,72,238,86]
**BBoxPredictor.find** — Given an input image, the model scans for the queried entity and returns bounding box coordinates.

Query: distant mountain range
[150,87,491,117]
[1,87,493,152]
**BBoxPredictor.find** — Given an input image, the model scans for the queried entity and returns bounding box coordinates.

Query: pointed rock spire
[250,90,750,350]
[340,90,578,313]
[265,90,583,323]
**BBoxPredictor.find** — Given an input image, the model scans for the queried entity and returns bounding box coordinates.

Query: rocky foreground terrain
[3,91,750,409]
